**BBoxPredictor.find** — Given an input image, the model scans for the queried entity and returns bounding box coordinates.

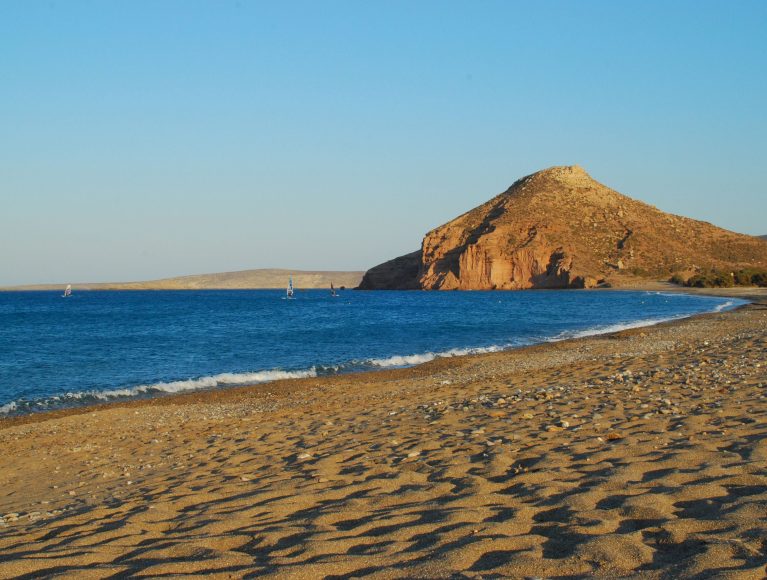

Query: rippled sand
[1,291,766,578]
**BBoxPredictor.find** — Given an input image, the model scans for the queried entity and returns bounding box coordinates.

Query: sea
[0,289,743,417]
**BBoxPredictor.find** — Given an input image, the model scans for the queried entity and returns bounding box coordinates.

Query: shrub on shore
[671,268,767,288]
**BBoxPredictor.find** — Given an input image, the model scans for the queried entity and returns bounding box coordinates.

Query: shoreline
[0,285,752,428]
[0,288,765,576]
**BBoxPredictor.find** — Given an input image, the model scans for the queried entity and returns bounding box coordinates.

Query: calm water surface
[0,289,742,415]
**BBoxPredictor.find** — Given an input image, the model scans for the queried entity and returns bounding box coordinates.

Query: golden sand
[1,290,766,578]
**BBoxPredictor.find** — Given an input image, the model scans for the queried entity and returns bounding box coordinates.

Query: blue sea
[0,289,743,416]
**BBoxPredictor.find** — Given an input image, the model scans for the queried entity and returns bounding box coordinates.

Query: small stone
[297,453,312,460]
[521,413,534,420]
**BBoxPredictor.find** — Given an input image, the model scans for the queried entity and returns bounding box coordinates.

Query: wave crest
[370,345,504,368]
[0,368,317,416]
[713,300,734,312]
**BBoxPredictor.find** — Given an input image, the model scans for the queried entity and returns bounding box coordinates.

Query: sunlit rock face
[360,165,767,290]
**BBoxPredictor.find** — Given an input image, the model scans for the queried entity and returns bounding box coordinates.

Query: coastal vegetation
[671,268,767,288]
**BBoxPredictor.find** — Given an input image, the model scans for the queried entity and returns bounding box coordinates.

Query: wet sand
[1,289,766,578]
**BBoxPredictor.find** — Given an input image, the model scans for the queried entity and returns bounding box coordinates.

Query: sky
[1,0,766,285]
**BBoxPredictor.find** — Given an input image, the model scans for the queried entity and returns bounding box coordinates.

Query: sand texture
[1,294,766,578]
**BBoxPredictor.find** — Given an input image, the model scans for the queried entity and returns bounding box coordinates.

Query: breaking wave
[77,368,318,400]
[551,315,687,341]
[713,300,735,312]
[0,368,317,416]
[368,345,505,368]
[551,297,743,341]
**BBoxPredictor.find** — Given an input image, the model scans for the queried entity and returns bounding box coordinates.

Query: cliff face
[360,165,767,290]
[357,251,421,290]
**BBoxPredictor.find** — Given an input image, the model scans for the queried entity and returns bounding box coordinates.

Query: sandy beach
[1,289,766,578]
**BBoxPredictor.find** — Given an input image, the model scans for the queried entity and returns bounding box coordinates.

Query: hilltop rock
[359,165,767,290]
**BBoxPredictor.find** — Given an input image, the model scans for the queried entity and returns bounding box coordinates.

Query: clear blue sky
[2,0,765,285]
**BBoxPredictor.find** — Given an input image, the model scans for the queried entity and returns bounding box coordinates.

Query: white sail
[63,284,72,297]
[287,276,294,298]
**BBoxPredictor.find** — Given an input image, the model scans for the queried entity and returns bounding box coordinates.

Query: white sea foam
[550,298,743,341]
[83,368,318,400]
[0,369,318,415]
[369,345,504,368]
[556,317,683,340]
[713,300,734,312]
[370,353,437,367]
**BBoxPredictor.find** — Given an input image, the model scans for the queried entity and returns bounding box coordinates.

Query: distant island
[359,165,767,290]
[1,269,364,291]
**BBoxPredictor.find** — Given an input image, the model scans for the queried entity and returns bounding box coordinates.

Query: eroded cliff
[360,165,767,290]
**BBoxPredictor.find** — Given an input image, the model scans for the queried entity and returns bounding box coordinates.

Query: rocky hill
[3,269,363,291]
[359,165,767,290]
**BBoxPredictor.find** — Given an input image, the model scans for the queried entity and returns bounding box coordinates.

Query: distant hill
[360,165,767,290]
[2,269,364,291]
[760,235,767,240]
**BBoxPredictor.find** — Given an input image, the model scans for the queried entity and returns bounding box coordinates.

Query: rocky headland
[359,166,767,290]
